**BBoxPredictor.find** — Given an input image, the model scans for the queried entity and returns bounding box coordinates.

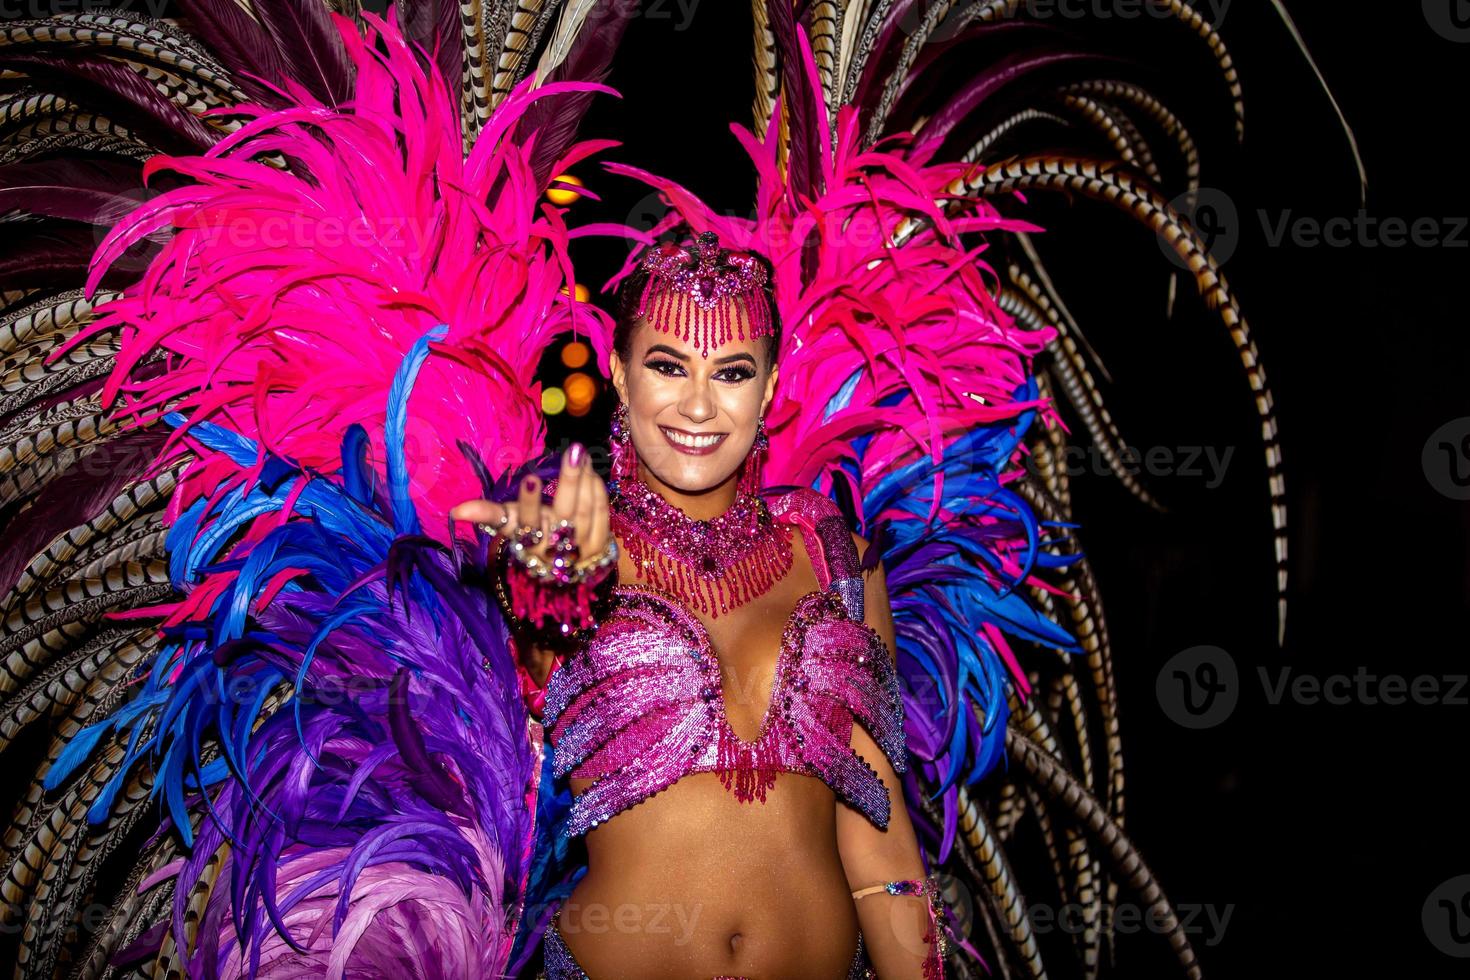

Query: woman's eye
[715,367,755,384]
[645,359,685,376]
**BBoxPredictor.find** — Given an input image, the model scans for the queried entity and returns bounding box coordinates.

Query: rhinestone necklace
[609,472,793,619]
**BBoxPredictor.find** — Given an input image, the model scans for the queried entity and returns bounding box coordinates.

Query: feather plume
[519,0,635,188]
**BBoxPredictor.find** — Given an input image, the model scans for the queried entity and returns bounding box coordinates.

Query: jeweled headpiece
[635,230,772,357]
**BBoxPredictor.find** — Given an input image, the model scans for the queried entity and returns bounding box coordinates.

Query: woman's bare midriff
[560,770,859,979]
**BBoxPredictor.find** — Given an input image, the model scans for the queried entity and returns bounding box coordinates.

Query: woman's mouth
[659,426,728,456]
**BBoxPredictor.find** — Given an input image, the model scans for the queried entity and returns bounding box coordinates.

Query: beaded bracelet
[483,522,617,636]
[851,873,949,979]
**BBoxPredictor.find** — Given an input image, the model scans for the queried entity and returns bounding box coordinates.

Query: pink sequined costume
[544,488,904,839]
[539,486,939,979]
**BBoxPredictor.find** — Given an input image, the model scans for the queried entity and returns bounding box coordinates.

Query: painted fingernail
[568,442,586,468]
[523,476,538,492]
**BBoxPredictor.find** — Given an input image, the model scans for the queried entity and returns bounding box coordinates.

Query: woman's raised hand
[449,442,611,564]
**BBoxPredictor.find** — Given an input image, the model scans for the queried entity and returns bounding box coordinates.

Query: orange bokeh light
[561,341,590,369]
[564,372,597,408]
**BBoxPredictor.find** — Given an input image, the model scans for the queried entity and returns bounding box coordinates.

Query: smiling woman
[454,230,945,977]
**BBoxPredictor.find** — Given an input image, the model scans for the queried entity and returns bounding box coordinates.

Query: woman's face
[609,305,777,496]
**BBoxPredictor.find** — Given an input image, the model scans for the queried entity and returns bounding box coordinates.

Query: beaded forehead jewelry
[636,229,772,357]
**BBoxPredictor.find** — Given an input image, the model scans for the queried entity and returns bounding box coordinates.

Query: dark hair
[612,250,782,371]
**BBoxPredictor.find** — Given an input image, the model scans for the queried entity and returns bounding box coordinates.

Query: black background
[543,3,1470,976]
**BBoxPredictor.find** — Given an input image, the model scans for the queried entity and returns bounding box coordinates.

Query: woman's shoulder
[764,486,848,525]
[764,488,868,608]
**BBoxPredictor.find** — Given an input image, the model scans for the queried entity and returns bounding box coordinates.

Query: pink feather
[62,9,628,547]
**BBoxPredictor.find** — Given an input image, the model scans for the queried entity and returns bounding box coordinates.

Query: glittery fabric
[607,468,794,620]
[767,494,866,621]
[542,488,907,840]
[540,907,588,980]
[541,905,875,979]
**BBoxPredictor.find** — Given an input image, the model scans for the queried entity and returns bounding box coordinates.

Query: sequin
[608,471,794,620]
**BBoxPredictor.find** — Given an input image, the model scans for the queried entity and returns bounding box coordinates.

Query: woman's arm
[450,445,612,717]
[837,533,945,978]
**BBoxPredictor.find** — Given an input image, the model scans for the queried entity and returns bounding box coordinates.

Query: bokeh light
[564,372,597,416]
[541,387,567,415]
[545,173,583,206]
[561,341,590,369]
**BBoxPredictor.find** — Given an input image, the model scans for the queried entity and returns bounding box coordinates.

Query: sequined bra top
[541,489,908,840]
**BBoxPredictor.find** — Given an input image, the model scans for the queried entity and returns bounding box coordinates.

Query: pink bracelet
[851,874,949,979]
[486,519,618,636]
[505,555,613,634]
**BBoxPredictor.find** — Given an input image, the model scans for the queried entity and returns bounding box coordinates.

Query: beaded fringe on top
[615,517,792,619]
[636,281,772,358]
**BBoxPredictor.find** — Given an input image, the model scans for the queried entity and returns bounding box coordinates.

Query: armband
[851,873,949,979]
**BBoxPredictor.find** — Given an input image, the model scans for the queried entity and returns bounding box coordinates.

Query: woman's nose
[678,380,715,423]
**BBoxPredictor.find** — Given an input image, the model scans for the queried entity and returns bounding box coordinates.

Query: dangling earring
[610,401,637,485]
[737,416,768,495]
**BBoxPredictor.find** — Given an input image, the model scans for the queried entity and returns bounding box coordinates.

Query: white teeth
[662,427,722,449]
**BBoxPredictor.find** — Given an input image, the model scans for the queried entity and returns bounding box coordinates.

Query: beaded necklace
[608,471,792,619]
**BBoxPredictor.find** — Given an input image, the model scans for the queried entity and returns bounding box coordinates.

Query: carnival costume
[0,1,1357,977]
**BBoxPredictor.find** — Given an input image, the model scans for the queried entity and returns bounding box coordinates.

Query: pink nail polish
[523,476,538,492]
[568,442,586,468]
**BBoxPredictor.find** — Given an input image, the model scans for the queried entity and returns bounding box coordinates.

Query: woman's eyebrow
[713,352,756,366]
[645,344,688,361]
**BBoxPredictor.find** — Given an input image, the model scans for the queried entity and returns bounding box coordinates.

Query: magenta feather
[63,8,624,549]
